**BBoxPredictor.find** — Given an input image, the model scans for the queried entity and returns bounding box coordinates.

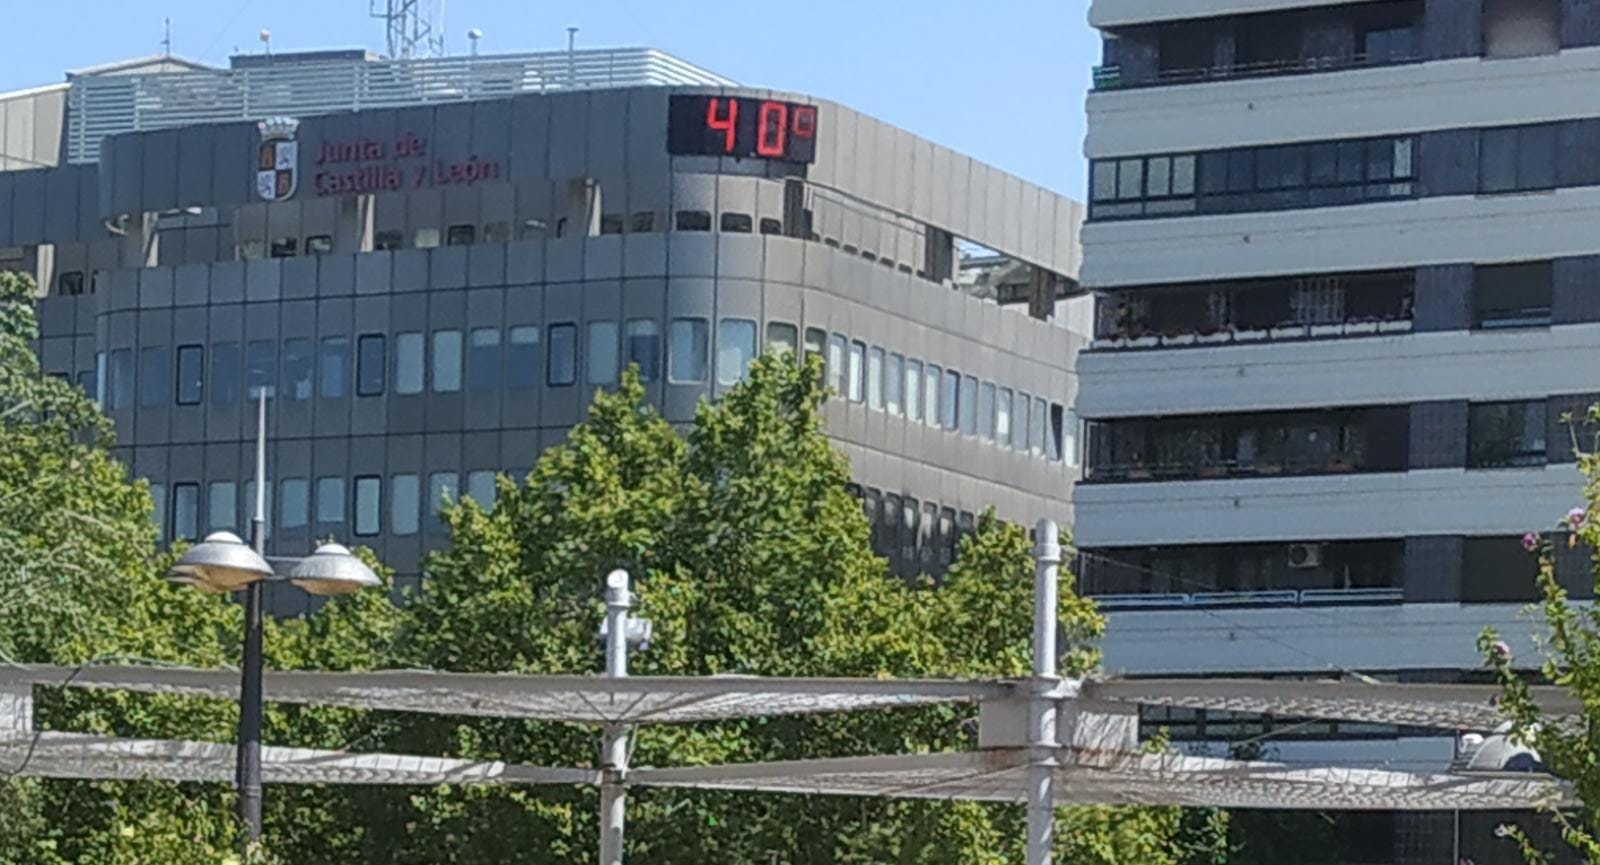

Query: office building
[0,47,1087,609]
[1077,1,1598,860]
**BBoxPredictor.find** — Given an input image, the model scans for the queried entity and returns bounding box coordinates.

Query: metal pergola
[0,521,1571,864]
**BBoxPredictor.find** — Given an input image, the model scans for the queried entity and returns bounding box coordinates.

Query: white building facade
[1077,1,1597,860]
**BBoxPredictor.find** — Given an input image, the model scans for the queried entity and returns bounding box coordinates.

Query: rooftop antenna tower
[370,0,447,59]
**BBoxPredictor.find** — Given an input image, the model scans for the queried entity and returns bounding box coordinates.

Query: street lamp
[165,392,378,849]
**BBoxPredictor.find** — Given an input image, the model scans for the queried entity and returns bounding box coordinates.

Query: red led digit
[791,106,817,140]
[756,101,788,157]
[705,98,738,153]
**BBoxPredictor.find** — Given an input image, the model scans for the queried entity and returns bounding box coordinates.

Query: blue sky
[3,0,1098,199]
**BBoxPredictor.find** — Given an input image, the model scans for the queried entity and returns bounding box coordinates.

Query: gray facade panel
[1554,255,1600,324]
[1425,0,1485,59]
[1412,264,1473,332]
[1408,400,1469,469]
[1563,0,1600,47]
[1403,535,1465,602]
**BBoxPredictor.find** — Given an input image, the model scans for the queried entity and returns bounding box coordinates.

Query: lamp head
[289,543,382,596]
[168,531,273,592]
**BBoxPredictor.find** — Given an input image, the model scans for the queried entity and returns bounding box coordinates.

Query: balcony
[1093,0,1424,91]
[1089,269,1414,353]
[1084,406,1410,484]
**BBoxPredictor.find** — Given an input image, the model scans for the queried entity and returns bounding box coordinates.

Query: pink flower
[1523,532,1540,552]
[1491,641,1512,661]
[1565,507,1588,529]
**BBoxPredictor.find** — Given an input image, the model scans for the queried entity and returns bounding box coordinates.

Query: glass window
[315,477,345,524]
[959,376,979,435]
[997,387,1013,446]
[373,230,403,251]
[866,346,885,409]
[1062,406,1080,467]
[306,235,333,255]
[390,474,420,536]
[668,318,710,383]
[716,319,757,386]
[507,326,540,389]
[1468,401,1548,468]
[105,349,133,410]
[720,212,753,233]
[269,237,298,258]
[629,212,656,233]
[804,327,826,361]
[904,359,922,421]
[926,364,944,428]
[1482,125,1558,193]
[354,476,381,536]
[150,483,167,541]
[625,320,660,382]
[1116,158,1144,199]
[599,214,625,236]
[1032,397,1049,456]
[848,341,866,402]
[885,353,904,415]
[242,480,272,532]
[138,346,169,408]
[318,336,348,398]
[466,470,497,508]
[675,210,712,231]
[82,361,101,407]
[414,227,441,248]
[586,321,619,386]
[429,471,459,516]
[1474,262,1553,328]
[1048,403,1067,462]
[172,483,199,541]
[280,478,309,529]
[939,369,960,430]
[977,381,996,441]
[57,271,85,296]
[1091,161,1118,202]
[759,217,783,235]
[766,322,798,355]
[1463,537,1544,603]
[826,334,846,396]
[246,339,276,399]
[469,327,502,391]
[357,334,386,396]
[208,343,237,406]
[430,330,462,393]
[395,332,425,395]
[547,323,577,386]
[282,338,313,401]
[207,481,237,531]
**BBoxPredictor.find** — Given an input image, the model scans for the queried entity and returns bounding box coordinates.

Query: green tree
[372,354,1218,864]
[1483,404,1600,863]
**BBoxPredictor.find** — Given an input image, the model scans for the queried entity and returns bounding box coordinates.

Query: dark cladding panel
[431,102,474,168]
[43,165,79,242]
[176,124,215,207]
[11,169,44,245]
[76,165,101,238]
[547,92,589,180]
[586,89,629,182]
[0,172,13,246]
[507,93,551,182]
[625,88,671,182]
[470,99,512,173]
[210,121,256,209]
[140,128,180,214]
[107,132,141,216]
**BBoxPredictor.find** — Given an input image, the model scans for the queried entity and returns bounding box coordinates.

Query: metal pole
[1027,519,1062,865]
[238,390,269,847]
[567,27,579,89]
[599,569,630,865]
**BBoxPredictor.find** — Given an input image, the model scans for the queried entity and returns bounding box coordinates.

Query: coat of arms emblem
[255,116,300,201]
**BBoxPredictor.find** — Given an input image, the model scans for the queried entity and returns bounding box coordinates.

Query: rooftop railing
[1092,587,1405,611]
[65,48,735,164]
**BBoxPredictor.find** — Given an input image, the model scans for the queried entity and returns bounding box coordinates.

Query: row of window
[82,317,769,411]
[1091,135,1415,219]
[1090,121,1580,221]
[848,483,978,578]
[151,470,512,543]
[73,326,1074,465]
[814,328,1076,464]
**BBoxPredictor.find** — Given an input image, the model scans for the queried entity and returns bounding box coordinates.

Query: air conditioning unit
[1287,543,1324,569]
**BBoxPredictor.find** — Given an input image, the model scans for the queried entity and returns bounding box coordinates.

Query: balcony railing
[1091,318,1413,352]
[65,48,735,164]
[1092,52,1423,91]
[1092,587,1405,611]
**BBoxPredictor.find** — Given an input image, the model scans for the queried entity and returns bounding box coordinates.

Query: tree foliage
[1483,404,1600,863]
[0,291,1216,864]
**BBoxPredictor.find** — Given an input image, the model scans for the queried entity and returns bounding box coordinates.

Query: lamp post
[165,391,379,848]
